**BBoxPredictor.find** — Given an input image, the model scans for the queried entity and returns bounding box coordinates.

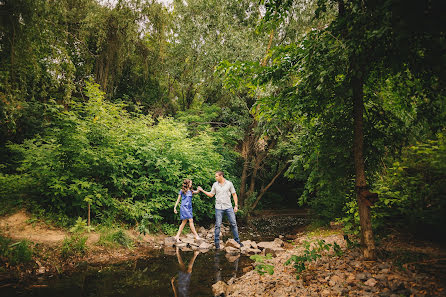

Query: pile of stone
[162,225,287,257]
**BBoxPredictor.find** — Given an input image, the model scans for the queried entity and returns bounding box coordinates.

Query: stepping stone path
[162,225,286,256]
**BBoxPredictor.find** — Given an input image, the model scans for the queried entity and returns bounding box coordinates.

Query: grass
[0,234,33,265]
[97,227,134,248]
[61,234,87,259]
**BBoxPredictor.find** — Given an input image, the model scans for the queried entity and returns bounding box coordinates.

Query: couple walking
[173,171,242,249]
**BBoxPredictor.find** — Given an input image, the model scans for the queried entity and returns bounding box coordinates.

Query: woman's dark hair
[181,179,193,194]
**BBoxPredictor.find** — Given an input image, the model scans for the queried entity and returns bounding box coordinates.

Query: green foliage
[69,217,94,233]
[372,132,446,237]
[161,223,178,236]
[250,253,274,276]
[285,239,342,279]
[6,81,222,225]
[61,234,87,259]
[0,235,33,265]
[98,228,134,248]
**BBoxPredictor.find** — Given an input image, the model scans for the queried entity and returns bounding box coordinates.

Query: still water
[3,249,251,297]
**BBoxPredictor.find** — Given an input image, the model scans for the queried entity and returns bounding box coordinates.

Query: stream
[1,212,308,297]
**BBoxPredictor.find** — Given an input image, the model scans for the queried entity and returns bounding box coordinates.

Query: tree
[220,0,445,259]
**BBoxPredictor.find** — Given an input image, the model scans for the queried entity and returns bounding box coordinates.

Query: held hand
[197,186,203,192]
[174,207,177,214]
[234,205,238,213]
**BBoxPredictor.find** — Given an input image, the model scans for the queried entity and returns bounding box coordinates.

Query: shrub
[0,235,33,265]
[98,228,134,248]
[61,234,87,259]
[6,81,223,225]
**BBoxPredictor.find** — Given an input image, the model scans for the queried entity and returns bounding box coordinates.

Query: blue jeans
[214,208,240,246]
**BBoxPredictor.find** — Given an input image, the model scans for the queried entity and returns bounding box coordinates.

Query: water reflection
[214,251,240,283]
[171,248,199,297]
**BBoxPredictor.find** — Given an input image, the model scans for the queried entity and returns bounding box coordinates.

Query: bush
[372,132,446,238]
[0,235,33,265]
[98,228,134,248]
[6,81,223,225]
[61,234,87,259]
[341,132,446,238]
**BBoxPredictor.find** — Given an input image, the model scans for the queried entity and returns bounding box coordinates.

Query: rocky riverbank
[212,232,446,297]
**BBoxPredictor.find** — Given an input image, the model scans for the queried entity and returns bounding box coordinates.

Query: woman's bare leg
[175,220,187,240]
[188,219,200,239]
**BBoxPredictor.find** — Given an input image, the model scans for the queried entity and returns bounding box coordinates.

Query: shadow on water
[1,249,251,297]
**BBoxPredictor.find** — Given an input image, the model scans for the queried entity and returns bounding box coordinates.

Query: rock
[225,239,240,249]
[225,246,240,255]
[265,246,285,257]
[198,226,207,234]
[250,241,258,249]
[175,242,188,248]
[186,233,195,239]
[241,240,253,249]
[273,238,284,247]
[164,236,176,246]
[389,280,404,291]
[321,289,331,296]
[250,248,261,254]
[181,237,195,244]
[375,274,386,281]
[257,241,275,250]
[206,233,214,239]
[199,242,212,250]
[212,281,228,296]
[195,238,206,245]
[329,275,343,286]
[242,266,253,273]
[37,266,46,275]
[356,272,367,281]
[364,278,377,287]
[225,253,240,263]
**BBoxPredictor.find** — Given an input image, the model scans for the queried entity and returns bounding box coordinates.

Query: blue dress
[179,190,193,220]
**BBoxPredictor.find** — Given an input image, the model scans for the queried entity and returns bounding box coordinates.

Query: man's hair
[215,170,224,177]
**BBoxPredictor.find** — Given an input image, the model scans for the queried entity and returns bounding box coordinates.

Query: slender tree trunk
[239,139,250,207]
[251,164,287,210]
[352,69,376,260]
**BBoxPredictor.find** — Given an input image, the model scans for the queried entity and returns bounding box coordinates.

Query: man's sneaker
[238,242,244,248]
[215,243,220,250]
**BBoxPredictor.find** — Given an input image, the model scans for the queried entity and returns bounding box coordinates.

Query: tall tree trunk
[239,139,250,207]
[352,69,376,260]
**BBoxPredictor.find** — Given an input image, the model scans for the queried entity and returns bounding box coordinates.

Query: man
[198,171,243,249]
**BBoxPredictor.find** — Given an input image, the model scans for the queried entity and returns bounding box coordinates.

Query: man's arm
[197,186,215,198]
[232,192,239,213]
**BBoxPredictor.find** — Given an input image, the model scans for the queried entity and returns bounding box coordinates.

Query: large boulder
[180,237,195,244]
[225,246,240,255]
[225,239,240,249]
[257,241,276,250]
[199,242,212,250]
